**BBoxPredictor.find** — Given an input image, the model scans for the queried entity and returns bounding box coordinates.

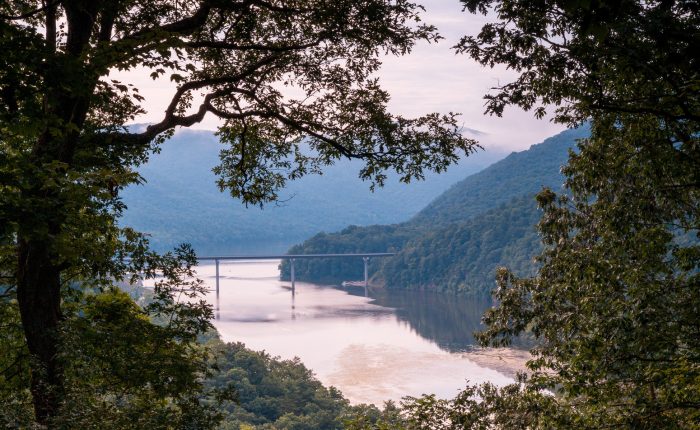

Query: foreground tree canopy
[348,1,699,428]
[0,0,477,426]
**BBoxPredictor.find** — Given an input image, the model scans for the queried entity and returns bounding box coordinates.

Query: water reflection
[344,287,491,352]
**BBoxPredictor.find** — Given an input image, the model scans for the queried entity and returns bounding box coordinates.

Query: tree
[458,0,699,131]
[451,0,699,427]
[0,0,477,425]
[1,245,222,428]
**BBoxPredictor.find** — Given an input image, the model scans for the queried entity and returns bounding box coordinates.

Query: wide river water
[195,260,525,405]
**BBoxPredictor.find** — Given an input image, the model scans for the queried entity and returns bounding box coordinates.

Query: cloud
[378,0,566,152]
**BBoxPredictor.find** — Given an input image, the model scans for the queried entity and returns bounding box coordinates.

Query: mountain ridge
[282,126,590,294]
[119,129,504,255]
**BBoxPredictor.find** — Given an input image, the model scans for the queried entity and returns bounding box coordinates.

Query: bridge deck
[198,253,395,261]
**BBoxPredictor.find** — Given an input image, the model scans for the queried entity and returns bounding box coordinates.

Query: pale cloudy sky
[119,0,566,152]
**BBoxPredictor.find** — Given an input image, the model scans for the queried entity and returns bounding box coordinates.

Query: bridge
[198,253,396,297]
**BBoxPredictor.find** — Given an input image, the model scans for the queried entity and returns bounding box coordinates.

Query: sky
[117,0,567,153]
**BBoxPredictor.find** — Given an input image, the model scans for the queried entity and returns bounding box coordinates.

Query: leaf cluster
[479,116,700,427]
[458,0,700,128]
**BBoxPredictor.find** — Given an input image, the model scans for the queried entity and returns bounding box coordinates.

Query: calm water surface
[196,260,517,405]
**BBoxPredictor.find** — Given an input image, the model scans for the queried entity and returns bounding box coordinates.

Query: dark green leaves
[457,0,700,131]
[479,116,700,427]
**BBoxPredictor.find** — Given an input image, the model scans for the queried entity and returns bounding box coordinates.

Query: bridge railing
[197,253,395,260]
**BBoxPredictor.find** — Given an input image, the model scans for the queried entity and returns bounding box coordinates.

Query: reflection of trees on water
[342,287,489,352]
[344,287,531,352]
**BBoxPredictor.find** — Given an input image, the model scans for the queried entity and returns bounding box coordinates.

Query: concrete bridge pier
[215,258,220,320]
[290,258,296,295]
[363,257,369,297]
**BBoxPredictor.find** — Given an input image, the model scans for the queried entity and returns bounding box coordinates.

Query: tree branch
[184,38,323,52]
[0,0,62,21]
[218,86,359,159]
[118,1,213,42]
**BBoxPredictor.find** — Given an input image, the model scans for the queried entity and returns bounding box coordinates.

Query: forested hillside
[410,126,589,225]
[120,129,501,255]
[282,127,589,294]
[204,340,385,429]
[379,195,542,295]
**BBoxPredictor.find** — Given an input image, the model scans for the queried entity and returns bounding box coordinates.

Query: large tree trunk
[9,2,108,425]
[16,132,86,424]
[15,4,99,420]
[16,235,64,425]
[15,128,72,425]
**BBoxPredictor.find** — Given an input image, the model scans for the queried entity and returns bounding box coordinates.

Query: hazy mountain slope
[282,126,589,294]
[410,126,589,226]
[119,129,502,255]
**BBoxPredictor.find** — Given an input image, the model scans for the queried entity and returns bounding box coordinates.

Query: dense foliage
[0,0,477,425]
[206,340,345,429]
[283,126,588,294]
[378,194,542,295]
[1,248,220,428]
[480,119,700,427]
[458,0,699,127]
[204,339,390,430]
[457,0,700,425]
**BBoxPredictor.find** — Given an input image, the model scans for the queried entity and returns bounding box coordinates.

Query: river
[196,260,527,405]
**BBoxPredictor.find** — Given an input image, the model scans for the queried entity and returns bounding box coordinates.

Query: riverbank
[323,344,530,405]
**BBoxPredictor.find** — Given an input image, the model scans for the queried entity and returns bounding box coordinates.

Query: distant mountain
[410,127,588,226]
[282,126,590,295]
[119,129,503,255]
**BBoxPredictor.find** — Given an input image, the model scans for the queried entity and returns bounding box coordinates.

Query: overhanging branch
[0,0,62,21]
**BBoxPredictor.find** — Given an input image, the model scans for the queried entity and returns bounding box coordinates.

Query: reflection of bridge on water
[198,253,395,316]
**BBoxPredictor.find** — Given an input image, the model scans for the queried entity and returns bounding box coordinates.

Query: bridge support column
[215,258,220,319]
[215,258,220,296]
[363,257,369,287]
[363,257,369,297]
[290,258,296,295]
